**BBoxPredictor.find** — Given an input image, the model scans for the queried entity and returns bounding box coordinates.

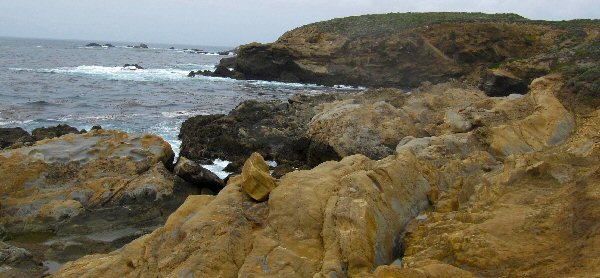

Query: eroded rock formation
[51,75,600,277]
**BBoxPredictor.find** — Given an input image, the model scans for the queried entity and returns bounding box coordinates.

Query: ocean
[0,37,360,155]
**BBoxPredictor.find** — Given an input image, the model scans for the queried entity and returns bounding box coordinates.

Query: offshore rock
[0,127,34,149]
[31,124,80,141]
[239,152,277,201]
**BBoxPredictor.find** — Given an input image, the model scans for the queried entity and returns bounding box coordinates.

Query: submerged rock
[123,63,144,70]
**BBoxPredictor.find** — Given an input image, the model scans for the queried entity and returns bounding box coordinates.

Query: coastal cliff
[215,12,599,99]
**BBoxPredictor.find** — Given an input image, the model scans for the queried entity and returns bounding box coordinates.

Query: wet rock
[239,153,277,201]
[169,47,175,50]
[31,124,79,141]
[104,44,115,48]
[0,127,34,149]
[133,43,148,49]
[123,64,144,70]
[174,156,224,192]
[85,43,101,47]
[91,125,102,131]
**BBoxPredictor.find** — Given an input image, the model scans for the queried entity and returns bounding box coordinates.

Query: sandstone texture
[52,74,600,277]
[0,130,203,276]
[239,152,277,201]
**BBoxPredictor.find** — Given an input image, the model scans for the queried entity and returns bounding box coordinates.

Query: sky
[0,0,598,47]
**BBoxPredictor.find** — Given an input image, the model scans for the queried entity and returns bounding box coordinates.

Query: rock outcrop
[0,127,34,149]
[0,130,203,276]
[213,12,598,99]
[31,124,80,141]
[52,74,600,277]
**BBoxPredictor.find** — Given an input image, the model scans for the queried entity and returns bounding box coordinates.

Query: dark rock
[31,124,80,141]
[91,125,102,131]
[86,43,102,47]
[480,70,529,97]
[272,164,296,178]
[104,44,115,48]
[187,71,196,77]
[169,47,175,50]
[123,64,144,70]
[80,129,87,133]
[174,157,224,193]
[134,43,148,49]
[0,127,34,149]
[179,94,340,173]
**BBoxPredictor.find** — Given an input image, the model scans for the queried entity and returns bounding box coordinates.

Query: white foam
[266,160,278,167]
[160,111,199,118]
[21,65,192,82]
[202,159,231,179]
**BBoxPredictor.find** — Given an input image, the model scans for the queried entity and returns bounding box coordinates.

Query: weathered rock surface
[239,152,277,201]
[53,75,600,277]
[0,130,202,276]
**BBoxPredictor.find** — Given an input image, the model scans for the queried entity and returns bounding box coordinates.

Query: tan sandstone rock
[240,152,277,201]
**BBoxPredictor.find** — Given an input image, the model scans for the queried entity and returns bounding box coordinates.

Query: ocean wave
[13,66,192,82]
[160,110,203,118]
[202,159,231,179]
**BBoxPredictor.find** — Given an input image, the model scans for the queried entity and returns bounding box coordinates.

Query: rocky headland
[1,12,599,278]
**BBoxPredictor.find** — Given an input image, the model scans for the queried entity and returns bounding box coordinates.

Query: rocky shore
[1,12,599,278]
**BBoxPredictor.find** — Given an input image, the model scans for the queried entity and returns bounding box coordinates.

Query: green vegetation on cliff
[300,12,527,38]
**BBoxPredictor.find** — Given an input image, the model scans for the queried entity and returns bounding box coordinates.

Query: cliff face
[219,13,599,97]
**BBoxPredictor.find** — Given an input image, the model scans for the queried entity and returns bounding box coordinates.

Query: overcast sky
[0,0,598,47]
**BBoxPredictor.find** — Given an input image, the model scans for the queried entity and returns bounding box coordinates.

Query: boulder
[239,152,277,201]
[174,156,224,192]
[31,124,80,141]
[0,127,34,149]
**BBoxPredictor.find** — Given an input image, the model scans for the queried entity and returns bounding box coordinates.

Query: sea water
[0,37,361,156]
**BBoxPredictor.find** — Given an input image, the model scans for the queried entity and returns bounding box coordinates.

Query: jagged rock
[31,124,80,141]
[174,156,224,192]
[0,127,34,149]
[239,152,277,201]
[104,44,115,48]
[133,43,148,49]
[85,43,101,47]
[91,125,102,131]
